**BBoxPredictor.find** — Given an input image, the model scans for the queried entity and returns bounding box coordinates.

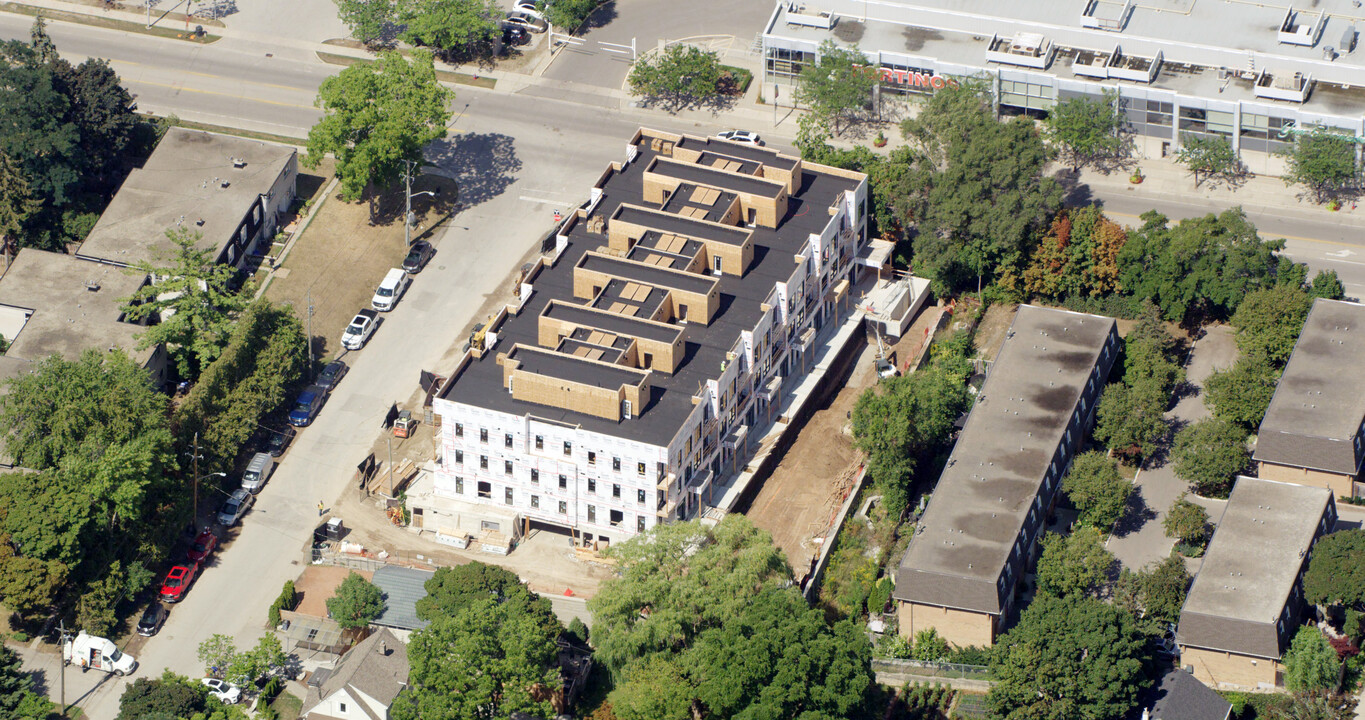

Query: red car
[159,563,198,603]
[187,528,218,563]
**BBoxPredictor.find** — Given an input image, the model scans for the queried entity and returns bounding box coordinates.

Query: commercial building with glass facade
[763,0,1365,174]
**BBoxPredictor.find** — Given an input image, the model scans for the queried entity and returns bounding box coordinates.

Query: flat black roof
[661,183,736,223]
[616,205,750,246]
[556,337,626,365]
[441,139,861,446]
[696,152,761,174]
[508,345,646,389]
[650,158,785,198]
[543,301,681,344]
[696,137,799,170]
[590,278,670,318]
[626,244,692,270]
[580,253,717,295]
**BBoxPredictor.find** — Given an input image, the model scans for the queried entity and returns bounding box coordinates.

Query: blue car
[288,386,326,427]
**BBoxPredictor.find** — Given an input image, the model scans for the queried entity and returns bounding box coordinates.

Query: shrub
[1347,609,1365,643]
[867,577,893,616]
[567,617,589,645]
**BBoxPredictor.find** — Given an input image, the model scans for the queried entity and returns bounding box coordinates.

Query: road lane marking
[1105,209,1362,248]
[128,78,317,110]
[108,57,310,93]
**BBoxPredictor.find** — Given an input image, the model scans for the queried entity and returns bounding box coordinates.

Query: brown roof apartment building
[892,305,1119,648]
[1177,476,1335,690]
[1254,298,1365,499]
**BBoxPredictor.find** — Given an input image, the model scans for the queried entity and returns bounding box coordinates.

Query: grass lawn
[270,691,303,719]
[0,2,220,42]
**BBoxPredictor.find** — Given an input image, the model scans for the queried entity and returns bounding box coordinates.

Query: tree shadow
[1053,168,1096,208]
[1143,417,1184,468]
[1110,485,1157,539]
[576,1,618,34]
[422,132,523,209]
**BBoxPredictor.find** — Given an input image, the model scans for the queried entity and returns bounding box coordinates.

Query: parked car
[316,360,349,392]
[259,425,295,457]
[342,310,379,350]
[503,11,546,32]
[186,528,218,563]
[200,678,242,705]
[288,386,326,427]
[875,357,898,379]
[217,488,254,526]
[716,129,764,146]
[159,562,199,603]
[136,604,167,637]
[371,268,412,312]
[402,241,435,273]
[240,452,275,493]
[512,0,545,20]
[502,26,530,46]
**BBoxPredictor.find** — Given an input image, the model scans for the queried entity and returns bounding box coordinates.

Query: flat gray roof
[894,305,1117,614]
[649,158,786,198]
[1178,477,1332,659]
[615,205,751,246]
[77,128,295,268]
[0,249,154,365]
[1254,299,1365,475]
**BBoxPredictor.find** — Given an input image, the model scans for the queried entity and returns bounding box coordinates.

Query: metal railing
[870,658,992,681]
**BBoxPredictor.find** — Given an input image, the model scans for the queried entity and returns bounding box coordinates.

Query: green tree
[334,0,395,46]
[1113,551,1191,630]
[1034,527,1116,599]
[224,635,287,687]
[1283,626,1340,692]
[118,671,222,720]
[1303,529,1365,609]
[1163,494,1210,549]
[1311,269,1346,300]
[1044,91,1125,171]
[796,41,876,136]
[415,561,560,639]
[1175,133,1242,188]
[911,628,949,662]
[1093,380,1169,462]
[988,595,1149,720]
[397,0,501,59]
[1267,690,1357,720]
[198,634,238,677]
[0,151,39,258]
[1062,451,1132,531]
[541,0,600,31]
[1231,284,1313,365]
[326,571,386,629]
[1205,355,1279,431]
[120,226,251,380]
[627,45,723,112]
[0,645,52,719]
[305,50,454,202]
[1172,417,1249,498]
[1282,127,1359,203]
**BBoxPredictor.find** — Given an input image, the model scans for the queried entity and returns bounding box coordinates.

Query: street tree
[118,671,223,720]
[1093,379,1169,462]
[1062,451,1132,532]
[121,227,251,380]
[305,50,454,201]
[224,635,288,688]
[1303,529,1365,609]
[1172,417,1249,498]
[1044,91,1125,171]
[1231,284,1313,365]
[327,571,386,629]
[1282,126,1359,203]
[1311,269,1346,300]
[541,0,600,31]
[1034,527,1116,599]
[1205,355,1280,431]
[1163,494,1210,550]
[1283,626,1341,692]
[398,0,501,60]
[1175,133,1242,187]
[796,41,877,136]
[988,594,1150,720]
[627,44,724,112]
[334,0,395,46]
[1113,551,1191,630]
[198,635,239,678]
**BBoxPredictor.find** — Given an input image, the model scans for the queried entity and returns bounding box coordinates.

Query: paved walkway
[1107,326,1237,573]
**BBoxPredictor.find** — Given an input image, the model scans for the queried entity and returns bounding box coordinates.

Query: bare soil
[973,303,1018,361]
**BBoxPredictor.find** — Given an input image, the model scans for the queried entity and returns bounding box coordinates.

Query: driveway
[1106,325,1238,572]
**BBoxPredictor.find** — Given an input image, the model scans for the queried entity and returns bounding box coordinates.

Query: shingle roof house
[302,628,408,720]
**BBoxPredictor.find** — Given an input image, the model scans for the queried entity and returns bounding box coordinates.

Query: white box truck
[62,632,136,675]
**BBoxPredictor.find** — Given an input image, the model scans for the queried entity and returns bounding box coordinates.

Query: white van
[371,268,411,312]
[240,452,274,493]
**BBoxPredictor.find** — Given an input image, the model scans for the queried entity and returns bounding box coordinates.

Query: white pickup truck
[342,309,378,351]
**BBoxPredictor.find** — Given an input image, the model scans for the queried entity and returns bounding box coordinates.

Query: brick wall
[1257,461,1356,499]
[898,601,996,648]
[1181,646,1281,690]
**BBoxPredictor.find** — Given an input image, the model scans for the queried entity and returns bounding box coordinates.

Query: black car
[402,241,435,273]
[260,426,296,458]
[316,360,349,392]
[136,603,168,637]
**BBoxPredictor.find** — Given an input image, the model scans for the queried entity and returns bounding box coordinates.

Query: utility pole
[306,290,314,375]
[57,621,70,718]
[192,432,199,525]
[404,160,413,248]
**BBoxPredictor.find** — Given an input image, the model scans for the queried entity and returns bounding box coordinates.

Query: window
[564,441,573,456]
[637,489,647,504]
[340,703,347,713]
[588,478,597,493]
[504,460,513,476]
[455,477,464,494]
[613,483,621,499]
[637,462,646,476]
[505,487,514,505]
[531,494,540,509]
[535,435,544,450]
[559,474,568,489]
[637,516,647,533]
[531,469,539,483]
[480,455,488,470]
[480,428,488,443]
[558,501,567,514]
[613,457,621,471]
[588,451,597,465]
[588,505,597,523]
[477,481,491,499]
[454,449,464,465]
[610,509,623,526]
[504,433,513,448]
[455,423,463,437]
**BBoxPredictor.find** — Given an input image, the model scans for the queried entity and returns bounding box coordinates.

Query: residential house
[302,628,408,720]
